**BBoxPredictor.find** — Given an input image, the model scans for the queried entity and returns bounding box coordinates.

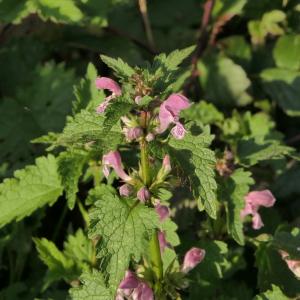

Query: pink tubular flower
[95,77,122,113]
[157,93,190,139]
[137,187,150,203]
[155,203,170,222]
[119,184,133,197]
[102,151,131,182]
[181,247,206,273]
[132,282,154,300]
[279,250,300,278]
[241,190,276,230]
[119,271,139,289]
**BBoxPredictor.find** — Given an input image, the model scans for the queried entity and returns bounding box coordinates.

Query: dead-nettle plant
[0,47,285,299]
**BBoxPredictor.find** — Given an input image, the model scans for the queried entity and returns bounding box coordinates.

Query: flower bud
[181,247,205,273]
[158,230,170,253]
[145,133,155,142]
[171,122,187,139]
[135,96,142,105]
[123,127,143,142]
[155,203,170,222]
[162,155,171,174]
[137,187,150,203]
[119,271,139,289]
[119,184,133,197]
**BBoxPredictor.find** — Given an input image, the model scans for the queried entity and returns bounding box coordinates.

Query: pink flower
[132,282,154,300]
[137,187,150,203]
[119,184,133,197]
[157,94,190,139]
[279,250,300,278]
[119,271,139,289]
[102,151,131,182]
[145,133,155,142]
[95,77,122,113]
[158,230,170,253]
[123,127,143,142]
[241,190,276,230]
[155,203,170,222]
[182,247,206,273]
[162,155,171,174]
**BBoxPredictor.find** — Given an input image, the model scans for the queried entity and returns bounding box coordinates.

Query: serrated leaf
[100,55,135,79]
[220,169,254,245]
[88,187,158,290]
[168,125,217,218]
[34,238,78,288]
[153,45,195,72]
[198,55,251,107]
[237,138,294,166]
[261,68,300,116]
[0,155,62,228]
[254,285,289,300]
[56,110,123,154]
[58,151,87,209]
[69,270,112,300]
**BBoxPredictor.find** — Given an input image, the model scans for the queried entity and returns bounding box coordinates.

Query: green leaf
[273,34,300,70]
[58,151,87,209]
[221,169,254,245]
[255,242,300,296]
[254,285,289,300]
[34,0,83,23]
[0,62,75,173]
[181,101,224,125]
[56,110,122,154]
[237,138,294,166]
[198,54,251,107]
[0,155,62,228]
[69,270,112,300]
[261,68,300,116]
[272,228,300,260]
[168,125,217,218]
[34,238,78,287]
[88,187,158,290]
[73,63,104,114]
[100,55,135,79]
[152,45,195,72]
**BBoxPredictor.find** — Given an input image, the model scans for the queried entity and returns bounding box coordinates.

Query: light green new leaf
[88,187,158,290]
[58,151,87,209]
[153,45,195,72]
[273,34,300,70]
[69,270,112,300]
[261,68,300,116]
[169,125,217,218]
[0,155,62,228]
[198,55,251,107]
[220,169,254,245]
[100,55,135,79]
[254,285,289,300]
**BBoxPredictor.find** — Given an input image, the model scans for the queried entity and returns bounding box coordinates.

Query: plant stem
[139,129,163,282]
[149,229,164,281]
[52,202,68,241]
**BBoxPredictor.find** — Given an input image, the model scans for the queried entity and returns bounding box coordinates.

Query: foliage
[0,0,300,299]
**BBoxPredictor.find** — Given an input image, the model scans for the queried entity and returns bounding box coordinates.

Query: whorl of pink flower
[157,93,190,139]
[241,190,276,230]
[95,77,121,113]
[279,250,300,278]
[102,151,131,182]
[181,247,206,273]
